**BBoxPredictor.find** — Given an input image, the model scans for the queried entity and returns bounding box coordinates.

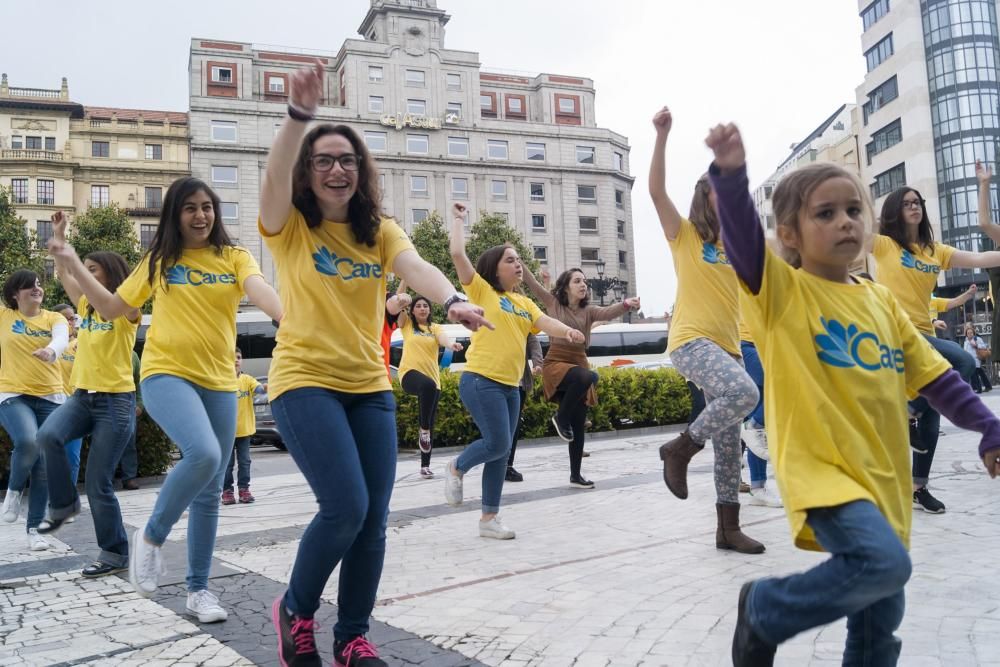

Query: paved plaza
[2,395,1000,666]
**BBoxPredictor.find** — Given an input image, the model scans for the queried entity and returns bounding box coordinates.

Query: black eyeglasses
[902,198,925,210]
[310,153,361,172]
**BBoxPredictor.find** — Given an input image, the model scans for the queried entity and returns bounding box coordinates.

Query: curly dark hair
[292,124,383,247]
[551,268,590,308]
[879,187,936,254]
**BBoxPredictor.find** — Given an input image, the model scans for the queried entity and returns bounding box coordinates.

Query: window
[91,185,110,206]
[405,69,425,86]
[533,246,548,262]
[531,214,546,231]
[364,131,387,152]
[44,137,55,151]
[613,152,624,171]
[211,166,238,185]
[220,202,238,223]
[11,135,22,149]
[862,76,898,124]
[491,180,508,199]
[617,220,626,239]
[871,162,906,199]
[37,179,54,205]
[865,34,894,73]
[268,77,285,94]
[480,92,497,118]
[487,139,508,159]
[581,248,600,263]
[506,96,525,118]
[211,120,238,142]
[412,209,429,224]
[368,95,384,113]
[211,66,233,83]
[140,224,157,249]
[861,0,889,32]
[579,216,598,232]
[451,177,468,197]
[368,66,383,83]
[526,142,545,161]
[446,73,461,90]
[407,134,429,154]
[559,98,577,113]
[448,136,469,157]
[618,250,628,268]
[92,141,110,158]
[410,175,428,195]
[407,99,426,115]
[576,146,596,164]
[145,187,162,209]
[26,136,42,150]
[530,182,545,201]
[578,185,597,204]
[36,221,53,247]
[446,102,462,118]
[11,179,28,204]
[615,189,624,208]
[145,144,163,160]
[866,118,903,164]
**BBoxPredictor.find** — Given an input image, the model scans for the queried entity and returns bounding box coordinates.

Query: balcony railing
[6,86,62,99]
[125,206,162,218]
[1,149,64,161]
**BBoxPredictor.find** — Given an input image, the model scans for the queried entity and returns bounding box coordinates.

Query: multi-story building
[856,0,1000,294]
[0,74,189,251]
[187,0,635,294]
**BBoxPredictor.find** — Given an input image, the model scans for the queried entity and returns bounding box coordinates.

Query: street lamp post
[586,258,629,320]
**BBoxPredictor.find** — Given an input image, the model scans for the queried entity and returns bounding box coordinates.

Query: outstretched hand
[451,202,468,223]
[566,328,585,344]
[624,296,641,310]
[976,159,992,187]
[51,211,68,240]
[449,342,464,352]
[289,59,325,116]
[47,237,76,261]
[983,446,1000,478]
[448,301,493,332]
[705,123,746,173]
[652,106,672,136]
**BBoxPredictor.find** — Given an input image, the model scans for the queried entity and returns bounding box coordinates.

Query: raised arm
[260,60,324,235]
[977,160,1000,246]
[950,249,1000,269]
[47,239,133,320]
[521,266,556,309]
[449,202,476,286]
[589,296,639,324]
[48,212,83,308]
[704,124,765,295]
[392,248,492,332]
[648,107,683,241]
[243,275,283,322]
[535,314,585,344]
[945,284,977,310]
[436,327,463,352]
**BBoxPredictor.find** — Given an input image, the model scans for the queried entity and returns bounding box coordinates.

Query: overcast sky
[2,0,866,315]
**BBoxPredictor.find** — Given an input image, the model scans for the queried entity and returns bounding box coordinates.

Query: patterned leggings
[670,337,759,503]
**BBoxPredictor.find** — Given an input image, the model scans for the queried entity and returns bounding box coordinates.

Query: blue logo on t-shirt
[312,246,383,280]
[499,296,532,320]
[78,316,113,332]
[237,388,253,400]
[900,250,940,274]
[10,320,51,338]
[702,243,730,265]
[815,317,904,373]
[166,264,237,286]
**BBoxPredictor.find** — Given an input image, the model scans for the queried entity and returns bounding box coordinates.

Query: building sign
[380,112,459,130]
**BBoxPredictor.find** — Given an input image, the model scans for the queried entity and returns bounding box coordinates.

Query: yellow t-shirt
[71,296,139,393]
[872,235,956,335]
[0,307,65,396]
[398,320,443,388]
[741,249,950,552]
[667,219,740,356]
[463,273,543,387]
[235,373,262,438]
[59,338,77,394]
[737,315,754,344]
[117,246,262,391]
[261,209,414,398]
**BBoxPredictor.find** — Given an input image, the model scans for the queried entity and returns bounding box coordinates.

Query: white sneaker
[129,527,165,598]
[444,458,463,506]
[27,528,51,551]
[479,515,515,540]
[743,424,770,461]
[2,490,23,523]
[747,484,783,508]
[186,589,228,623]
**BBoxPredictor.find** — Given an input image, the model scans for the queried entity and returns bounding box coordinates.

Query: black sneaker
[551,415,573,442]
[913,487,946,514]
[333,636,387,667]
[272,596,321,667]
[505,467,523,482]
[569,474,594,489]
[732,581,776,667]
[909,418,928,454]
[81,561,127,578]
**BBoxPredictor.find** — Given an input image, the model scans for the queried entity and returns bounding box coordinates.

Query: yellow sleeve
[667,217,693,248]
[889,289,952,393]
[872,234,892,258]
[526,298,545,328]
[380,219,416,274]
[935,243,956,270]
[463,272,490,301]
[232,247,264,291]
[740,247,795,331]
[117,257,154,308]
[929,296,950,314]
[249,375,261,393]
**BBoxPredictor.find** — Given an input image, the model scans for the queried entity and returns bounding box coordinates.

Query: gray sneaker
[479,515,515,540]
[444,458,463,506]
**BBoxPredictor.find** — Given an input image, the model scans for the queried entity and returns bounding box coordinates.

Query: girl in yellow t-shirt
[257,61,491,666]
[446,202,585,540]
[396,292,463,479]
[49,177,282,622]
[704,123,1000,665]
[0,270,69,551]
[648,106,764,555]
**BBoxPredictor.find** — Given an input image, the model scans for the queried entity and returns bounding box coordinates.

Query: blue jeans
[456,372,520,514]
[271,388,396,641]
[119,424,138,481]
[223,436,252,491]
[0,395,59,531]
[748,500,910,665]
[740,341,769,485]
[36,391,136,566]
[141,375,236,592]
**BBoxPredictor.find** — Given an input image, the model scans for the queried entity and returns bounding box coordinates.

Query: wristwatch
[443,293,469,312]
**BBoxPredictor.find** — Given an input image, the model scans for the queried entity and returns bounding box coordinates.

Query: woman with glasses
[868,177,1000,514]
[259,60,490,667]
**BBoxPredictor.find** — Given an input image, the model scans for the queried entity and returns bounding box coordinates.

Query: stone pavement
[2,394,1000,666]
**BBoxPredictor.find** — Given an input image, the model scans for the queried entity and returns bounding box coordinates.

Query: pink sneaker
[221,489,236,506]
[334,636,386,666]
[238,488,255,503]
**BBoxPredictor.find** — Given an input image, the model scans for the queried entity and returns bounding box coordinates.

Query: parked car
[611,358,673,371]
[250,376,285,450]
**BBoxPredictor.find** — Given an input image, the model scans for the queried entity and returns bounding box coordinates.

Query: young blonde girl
[703,123,1000,666]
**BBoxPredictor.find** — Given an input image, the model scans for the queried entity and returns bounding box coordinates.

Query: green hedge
[393,366,691,448]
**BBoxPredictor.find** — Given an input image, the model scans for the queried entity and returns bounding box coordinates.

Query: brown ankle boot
[658,431,704,499]
[716,503,765,554]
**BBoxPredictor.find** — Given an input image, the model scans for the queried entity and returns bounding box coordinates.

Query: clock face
[404,25,428,56]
